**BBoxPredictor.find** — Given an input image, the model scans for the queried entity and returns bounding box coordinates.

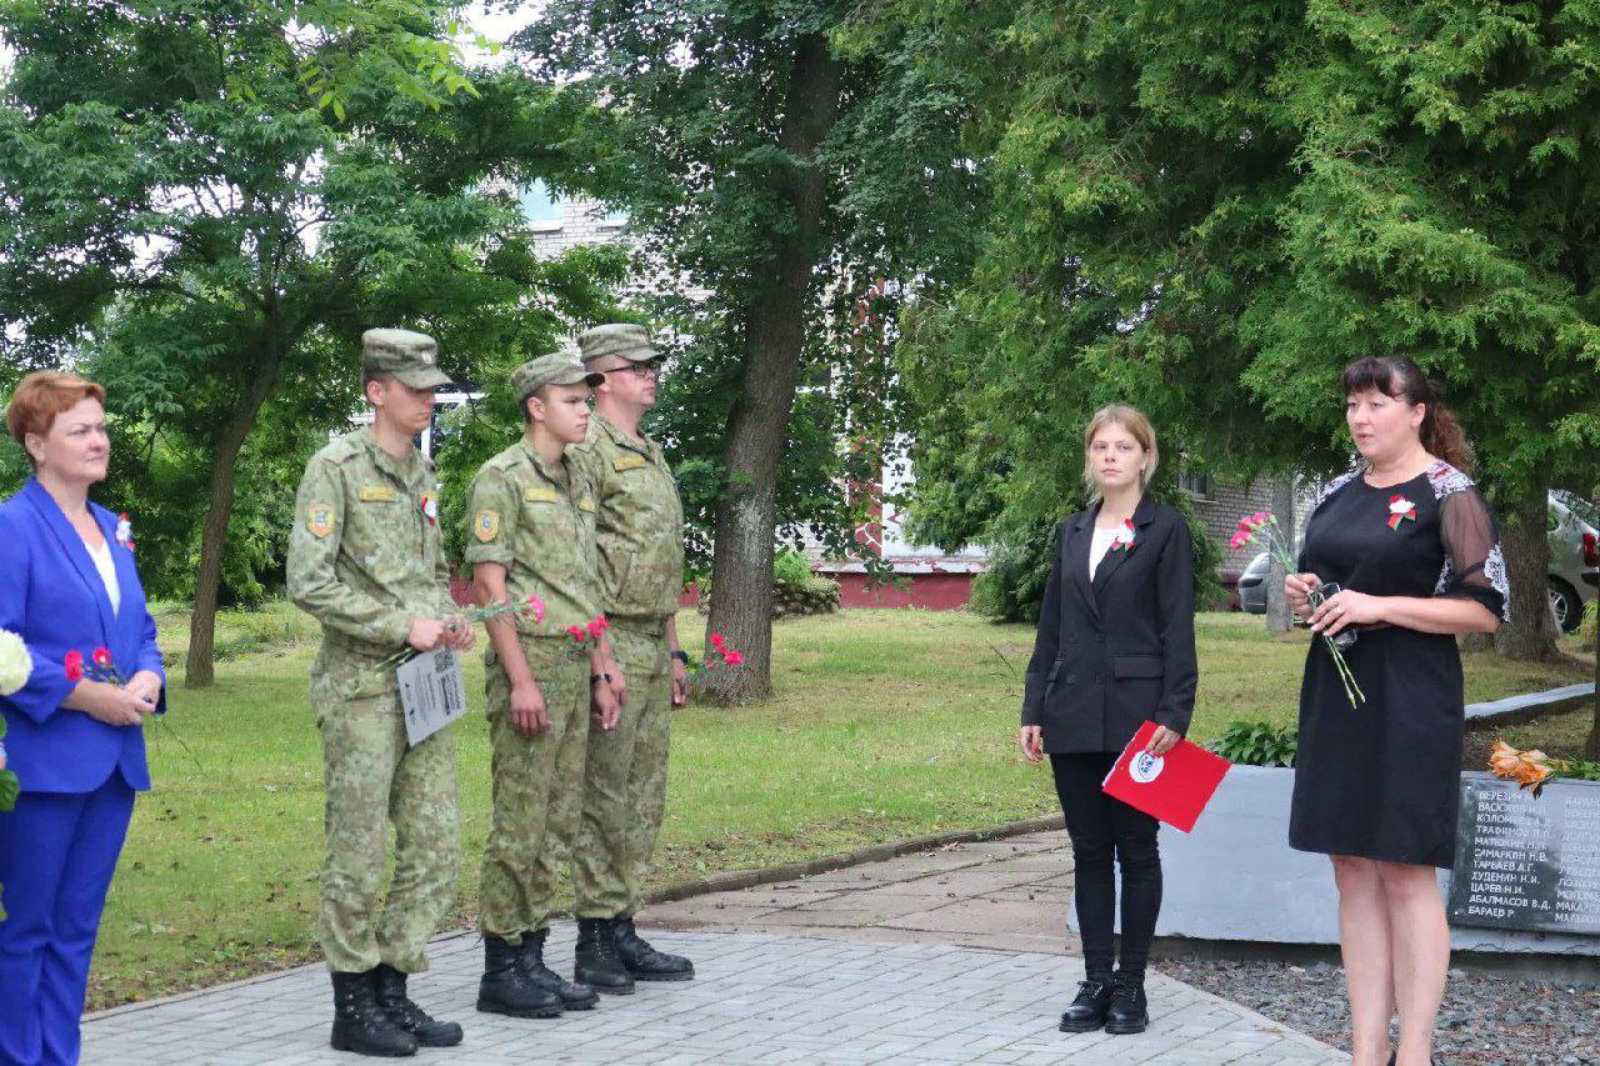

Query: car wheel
[1549,578,1583,634]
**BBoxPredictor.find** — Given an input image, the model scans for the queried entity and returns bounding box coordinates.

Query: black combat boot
[330,970,418,1058]
[1103,972,1149,1035]
[520,927,599,1010]
[372,964,463,1048]
[1057,974,1113,1033]
[477,934,564,1019]
[613,915,695,981]
[575,917,635,995]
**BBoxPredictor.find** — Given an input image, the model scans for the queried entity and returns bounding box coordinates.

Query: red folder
[1101,720,1232,833]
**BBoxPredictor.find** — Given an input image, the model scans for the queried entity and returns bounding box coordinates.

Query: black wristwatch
[669,650,689,664]
[590,672,613,686]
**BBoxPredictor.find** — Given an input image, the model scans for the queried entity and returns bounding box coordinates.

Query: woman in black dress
[1287,357,1507,1066]
[1019,405,1197,1037]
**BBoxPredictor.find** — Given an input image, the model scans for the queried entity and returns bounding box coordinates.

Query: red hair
[7,371,107,465]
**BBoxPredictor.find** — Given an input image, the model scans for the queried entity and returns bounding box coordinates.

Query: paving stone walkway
[82,832,1348,1065]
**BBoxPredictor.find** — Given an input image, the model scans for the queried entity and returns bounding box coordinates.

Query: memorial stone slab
[1448,775,1600,935]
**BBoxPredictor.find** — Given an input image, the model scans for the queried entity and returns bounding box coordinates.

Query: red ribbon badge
[1387,495,1417,531]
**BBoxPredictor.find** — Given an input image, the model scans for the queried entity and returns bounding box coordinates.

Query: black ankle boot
[521,927,599,1010]
[1104,973,1149,1035]
[575,917,635,995]
[1057,975,1113,1033]
[477,934,564,1019]
[613,916,695,982]
[330,970,418,1058]
[372,964,463,1048]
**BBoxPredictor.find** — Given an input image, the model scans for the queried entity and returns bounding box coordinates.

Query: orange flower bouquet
[1488,741,1558,797]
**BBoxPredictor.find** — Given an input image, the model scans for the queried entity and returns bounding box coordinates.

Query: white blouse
[1087,526,1120,581]
[87,538,121,616]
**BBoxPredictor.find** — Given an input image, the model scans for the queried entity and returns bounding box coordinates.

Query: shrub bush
[1210,720,1298,768]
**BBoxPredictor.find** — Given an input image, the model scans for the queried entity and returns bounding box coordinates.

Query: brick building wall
[1185,475,1317,582]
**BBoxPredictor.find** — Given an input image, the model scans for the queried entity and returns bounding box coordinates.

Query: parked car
[1548,491,1599,633]
[1237,490,1598,630]
[1237,551,1271,614]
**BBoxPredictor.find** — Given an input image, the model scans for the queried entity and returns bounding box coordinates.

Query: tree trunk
[703,34,843,702]
[1493,482,1559,662]
[184,347,284,687]
[1589,599,1599,759]
[1266,476,1296,635]
[1590,504,1599,757]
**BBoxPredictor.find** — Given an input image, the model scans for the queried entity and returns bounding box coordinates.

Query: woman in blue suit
[0,371,166,1066]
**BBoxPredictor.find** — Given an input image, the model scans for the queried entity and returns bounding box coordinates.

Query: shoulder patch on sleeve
[474,510,501,542]
[306,503,336,538]
[613,453,648,472]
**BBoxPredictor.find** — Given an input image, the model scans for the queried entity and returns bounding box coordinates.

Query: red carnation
[710,632,726,650]
[92,646,113,669]
[723,649,744,667]
[64,649,84,682]
[567,625,587,643]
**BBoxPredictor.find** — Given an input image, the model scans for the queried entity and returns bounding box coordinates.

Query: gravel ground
[1160,958,1600,1065]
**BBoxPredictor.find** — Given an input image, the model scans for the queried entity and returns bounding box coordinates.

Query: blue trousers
[0,774,136,1066]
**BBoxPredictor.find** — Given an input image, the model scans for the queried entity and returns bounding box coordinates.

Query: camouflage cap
[577,323,657,366]
[362,328,452,390]
[513,351,604,402]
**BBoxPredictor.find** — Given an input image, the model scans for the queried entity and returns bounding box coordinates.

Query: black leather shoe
[521,928,599,1010]
[575,917,636,995]
[1103,973,1149,1035]
[1057,977,1113,1033]
[372,964,463,1048]
[614,916,695,981]
[477,935,564,1019]
[330,970,418,1058]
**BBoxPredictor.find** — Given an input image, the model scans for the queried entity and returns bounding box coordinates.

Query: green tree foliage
[0,0,622,683]
[885,0,1600,656]
[512,0,987,698]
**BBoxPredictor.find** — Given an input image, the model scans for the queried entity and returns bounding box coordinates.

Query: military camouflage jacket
[463,437,600,633]
[287,428,453,660]
[568,413,685,622]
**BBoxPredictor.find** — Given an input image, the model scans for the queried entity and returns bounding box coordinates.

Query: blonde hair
[1082,404,1159,498]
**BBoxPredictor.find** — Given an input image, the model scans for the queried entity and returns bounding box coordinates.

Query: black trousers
[1050,752,1163,979]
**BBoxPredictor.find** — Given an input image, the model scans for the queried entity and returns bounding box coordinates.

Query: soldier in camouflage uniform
[466,351,620,1017]
[569,323,695,986]
[287,328,476,1059]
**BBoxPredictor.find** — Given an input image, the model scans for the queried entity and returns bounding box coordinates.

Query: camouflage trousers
[479,637,590,942]
[316,689,460,974]
[573,620,673,918]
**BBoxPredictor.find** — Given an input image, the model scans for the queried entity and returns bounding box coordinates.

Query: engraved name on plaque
[1448,774,1600,936]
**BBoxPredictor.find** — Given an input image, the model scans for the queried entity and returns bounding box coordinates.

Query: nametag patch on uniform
[613,453,648,472]
[305,503,336,538]
[358,484,397,503]
[578,497,596,513]
[474,510,501,542]
[524,486,560,504]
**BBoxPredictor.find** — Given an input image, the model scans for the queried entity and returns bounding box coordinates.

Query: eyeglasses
[606,358,664,378]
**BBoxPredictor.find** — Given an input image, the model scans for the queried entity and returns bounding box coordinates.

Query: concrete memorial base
[1070,766,1600,957]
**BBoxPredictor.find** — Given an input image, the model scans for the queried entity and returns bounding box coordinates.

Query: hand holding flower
[1308,588,1383,636]
[124,669,163,707]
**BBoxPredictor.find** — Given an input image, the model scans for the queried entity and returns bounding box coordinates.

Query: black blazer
[1021,496,1198,754]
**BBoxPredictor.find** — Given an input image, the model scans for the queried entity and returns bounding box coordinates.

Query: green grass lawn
[82,605,1591,1009]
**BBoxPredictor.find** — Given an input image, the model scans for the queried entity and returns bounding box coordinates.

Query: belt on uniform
[606,615,670,637]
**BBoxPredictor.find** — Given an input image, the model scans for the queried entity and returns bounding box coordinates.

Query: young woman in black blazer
[1018,405,1198,1036]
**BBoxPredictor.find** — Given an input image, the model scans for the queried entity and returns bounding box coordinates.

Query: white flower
[0,629,31,697]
